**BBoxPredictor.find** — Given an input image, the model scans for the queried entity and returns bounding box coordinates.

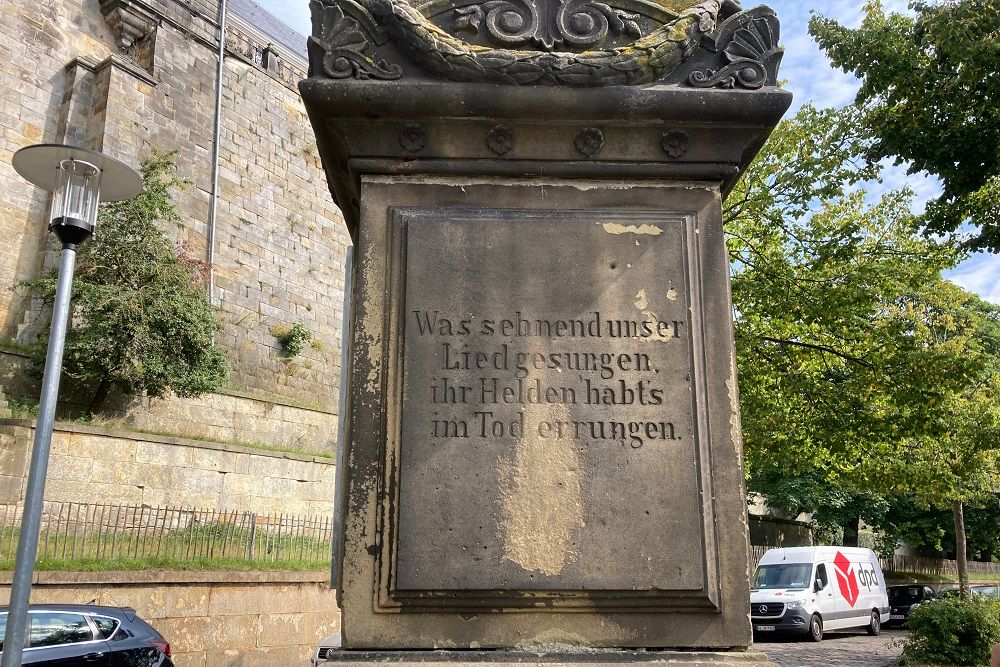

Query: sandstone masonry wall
[0,0,348,450]
[0,571,340,667]
[0,420,336,516]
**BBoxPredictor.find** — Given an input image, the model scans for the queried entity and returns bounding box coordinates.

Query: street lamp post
[2,145,141,667]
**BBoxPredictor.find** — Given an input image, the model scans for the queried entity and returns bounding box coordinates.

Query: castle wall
[0,0,348,451]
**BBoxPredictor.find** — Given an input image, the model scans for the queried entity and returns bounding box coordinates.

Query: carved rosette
[661,130,689,158]
[399,123,428,152]
[574,127,604,157]
[487,124,516,155]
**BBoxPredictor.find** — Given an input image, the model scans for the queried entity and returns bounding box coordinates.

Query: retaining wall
[0,419,336,516]
[0,571,340,667]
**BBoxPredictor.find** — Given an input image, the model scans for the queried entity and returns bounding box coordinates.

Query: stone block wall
[0,571,341,667]
[0,0,349,445]
[0,419,336,515]
[0,348,338,452]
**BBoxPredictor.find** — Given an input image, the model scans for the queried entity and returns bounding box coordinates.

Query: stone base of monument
[302,0,794,657]
[319,650,778,666]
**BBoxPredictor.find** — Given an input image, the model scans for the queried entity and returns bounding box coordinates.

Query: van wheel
[808,614,823,642]
[867,609,881,636]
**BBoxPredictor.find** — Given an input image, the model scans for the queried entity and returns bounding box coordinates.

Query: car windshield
[753,563,812,590]
[889,587,923,604]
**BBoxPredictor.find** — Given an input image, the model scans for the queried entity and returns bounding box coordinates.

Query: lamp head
[12,144,142,248]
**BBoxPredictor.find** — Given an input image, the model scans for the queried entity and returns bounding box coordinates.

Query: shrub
[902,595,1000,667]
[21,152,228,414]
[272,322,312,357]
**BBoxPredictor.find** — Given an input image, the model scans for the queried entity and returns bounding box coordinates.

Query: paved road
[755,628,907,667]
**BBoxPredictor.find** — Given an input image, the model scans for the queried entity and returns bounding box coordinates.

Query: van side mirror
[814,579,823,592]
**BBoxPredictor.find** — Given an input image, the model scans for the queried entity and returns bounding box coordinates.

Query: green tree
[810,0,1000,250]
[882,496,1000,560]
[727,104,962,542]
[24,152,228,414]
[873,283,1000,595]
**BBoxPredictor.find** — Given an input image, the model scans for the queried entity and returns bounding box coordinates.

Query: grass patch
[886,570,1000,585]
[7,396,39,420]
[0,520,331,573]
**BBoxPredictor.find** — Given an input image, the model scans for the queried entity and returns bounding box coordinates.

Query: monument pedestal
[301,0,791,656]
[320,650,777,666]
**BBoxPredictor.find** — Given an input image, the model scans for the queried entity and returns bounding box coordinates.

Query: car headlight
[785,599,804,609]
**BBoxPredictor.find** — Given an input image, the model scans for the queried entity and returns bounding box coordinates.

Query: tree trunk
[88,378,112,415]
[953,499,970,600]
[843,515,861,547]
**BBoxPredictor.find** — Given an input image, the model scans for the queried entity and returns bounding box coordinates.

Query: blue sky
[257,0,999,303]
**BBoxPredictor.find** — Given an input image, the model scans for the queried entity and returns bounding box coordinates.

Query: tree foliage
[24,152,228,413]
[728,104,960,516]
[729,104,1000,565]
[810,0,1000,250]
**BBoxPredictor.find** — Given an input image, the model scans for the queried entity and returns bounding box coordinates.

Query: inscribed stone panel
[391,208,710,598]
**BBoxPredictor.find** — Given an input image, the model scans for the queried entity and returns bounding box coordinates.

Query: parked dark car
[0,604,172,666]
[887,585,936,625]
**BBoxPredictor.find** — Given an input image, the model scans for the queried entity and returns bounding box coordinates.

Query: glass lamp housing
[49,158,103,245]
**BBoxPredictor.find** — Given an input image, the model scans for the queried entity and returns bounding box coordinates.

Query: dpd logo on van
[833,551,860,607]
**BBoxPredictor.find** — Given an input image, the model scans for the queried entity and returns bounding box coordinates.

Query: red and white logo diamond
[834,551,860,607]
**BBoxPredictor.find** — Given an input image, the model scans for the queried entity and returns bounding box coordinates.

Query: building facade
[0,0,348,452]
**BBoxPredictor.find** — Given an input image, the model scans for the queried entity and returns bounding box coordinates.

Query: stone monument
[300,0,790,662]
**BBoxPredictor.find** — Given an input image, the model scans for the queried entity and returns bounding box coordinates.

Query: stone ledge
[0,419,337,464]
[68,54,158,87]
[318,651,776,666]
[0,349,337,416]
[0,570,330,586]
[217,386,336,415]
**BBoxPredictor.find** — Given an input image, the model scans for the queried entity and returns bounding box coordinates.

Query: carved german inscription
[391,208,709,597]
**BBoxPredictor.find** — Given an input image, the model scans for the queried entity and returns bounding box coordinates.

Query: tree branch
[759,336,876,369]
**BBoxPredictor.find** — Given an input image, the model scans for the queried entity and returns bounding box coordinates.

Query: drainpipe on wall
[207,0,228,306]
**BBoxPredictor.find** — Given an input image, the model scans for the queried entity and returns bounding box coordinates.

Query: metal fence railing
[0,502,333,568]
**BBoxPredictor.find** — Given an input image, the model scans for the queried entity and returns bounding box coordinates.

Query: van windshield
[753,564,812,590]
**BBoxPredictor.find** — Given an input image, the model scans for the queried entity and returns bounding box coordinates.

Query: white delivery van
[750,546,889,641]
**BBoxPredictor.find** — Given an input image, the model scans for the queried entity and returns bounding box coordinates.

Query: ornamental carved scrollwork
[365,0,730,86]
[309,0,402,80]
[98,0,157,63]
[688,8,781,89]
[306,0,785,87]
[453,0,642,51]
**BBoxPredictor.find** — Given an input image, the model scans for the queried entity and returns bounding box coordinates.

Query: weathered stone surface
[318,651,778,667]
[395,207,710,597]
[302,0,790,652]
[0,573,340,667]
[330,177,758,648]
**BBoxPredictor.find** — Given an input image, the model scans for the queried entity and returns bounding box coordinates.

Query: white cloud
[946,255,1000,304]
